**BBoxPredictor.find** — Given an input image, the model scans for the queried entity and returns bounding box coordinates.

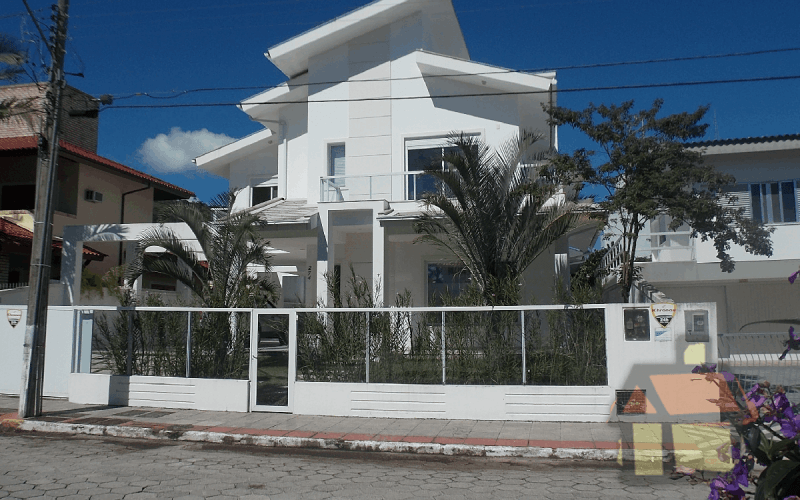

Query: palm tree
[125,193,278,378]
[415,131,583,306]
[127,192,277,309]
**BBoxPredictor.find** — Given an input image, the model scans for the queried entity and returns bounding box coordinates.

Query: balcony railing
[601,231,696,273]
[320,171,445,203]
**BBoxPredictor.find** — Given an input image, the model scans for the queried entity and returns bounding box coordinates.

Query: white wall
[0,307,75,397]
[69,373,249,413]
[294,382,613,422]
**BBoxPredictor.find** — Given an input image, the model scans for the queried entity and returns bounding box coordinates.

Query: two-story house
[0,83,195,298]
[195,0,597,307]
[624,134,800,335]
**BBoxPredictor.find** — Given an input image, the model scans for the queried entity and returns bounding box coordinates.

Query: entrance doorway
[249,311,296,411]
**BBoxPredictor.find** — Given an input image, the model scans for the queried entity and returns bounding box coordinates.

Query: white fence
[0,302,725,422]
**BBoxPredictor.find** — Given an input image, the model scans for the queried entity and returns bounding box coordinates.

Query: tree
[0,34,28,120]
[125,193,278,378]
[126,192,278,309]
[545,99,773,302]
[414,131,584,306]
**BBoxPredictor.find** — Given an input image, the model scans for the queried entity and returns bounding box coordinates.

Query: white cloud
[138,127,234,173]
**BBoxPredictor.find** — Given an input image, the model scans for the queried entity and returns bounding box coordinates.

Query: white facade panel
[350,116,391,138]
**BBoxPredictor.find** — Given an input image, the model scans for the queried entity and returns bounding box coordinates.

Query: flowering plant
[676,271,800,499]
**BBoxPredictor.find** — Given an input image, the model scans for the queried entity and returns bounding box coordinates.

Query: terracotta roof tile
[0,218,105,259]
[689,133,800,148]
[0,136,194,197]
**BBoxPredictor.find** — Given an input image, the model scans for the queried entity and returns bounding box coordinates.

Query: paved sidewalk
[0,394,731,470]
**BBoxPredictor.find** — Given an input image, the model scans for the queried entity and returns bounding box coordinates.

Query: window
[329,144,346,186]
[750,181,797,223]
[427,263,471,306]
[252,185,278,206]
[406,143,459,200]
[1,184,36,210]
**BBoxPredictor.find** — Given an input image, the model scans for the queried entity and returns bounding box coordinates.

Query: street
[0,432,710,499]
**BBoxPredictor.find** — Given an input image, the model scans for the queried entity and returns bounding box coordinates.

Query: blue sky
[3,0,799,201]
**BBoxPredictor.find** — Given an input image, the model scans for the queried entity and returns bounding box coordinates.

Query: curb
[15,419,627,461]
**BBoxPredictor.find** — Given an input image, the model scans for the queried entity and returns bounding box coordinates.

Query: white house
[194,0,597,308]
[620,134,800,335]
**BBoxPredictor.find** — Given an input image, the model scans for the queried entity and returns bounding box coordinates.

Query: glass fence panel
[525,308,607,386]
[91,309,250,380]
[189,311,250,380]
[444,310,523,385]
[296,311,367,382]
[368,310,441,384]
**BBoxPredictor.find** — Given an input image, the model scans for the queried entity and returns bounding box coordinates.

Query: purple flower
[693,363,717,373]
[746,384,768,408]
[790,270,800,284]
[779,327,800,360]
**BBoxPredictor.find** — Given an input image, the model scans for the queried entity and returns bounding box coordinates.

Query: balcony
[320,171,442,203]
[320,165,543,203]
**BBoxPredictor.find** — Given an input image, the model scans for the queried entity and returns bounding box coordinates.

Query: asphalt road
[0,432,710,499]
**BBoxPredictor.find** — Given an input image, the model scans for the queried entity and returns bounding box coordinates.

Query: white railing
[601,231,696,272]
[0,282,28,290]
[320,171,439,203]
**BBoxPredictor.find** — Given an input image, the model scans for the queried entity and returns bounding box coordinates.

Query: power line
[104,74,800,110]
[107,47,800,101]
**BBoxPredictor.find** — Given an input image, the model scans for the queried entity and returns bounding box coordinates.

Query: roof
[266,0,467,79]
[193,128,275,176]
[689,134,800,148]
[415,50,556,93]
[689,134,800,155]
[0,218,105,259]
[249,198,319,224]
[0,136,194,198]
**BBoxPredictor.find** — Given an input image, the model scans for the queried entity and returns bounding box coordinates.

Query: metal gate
[249,310,296,412]
[717,332,800,404]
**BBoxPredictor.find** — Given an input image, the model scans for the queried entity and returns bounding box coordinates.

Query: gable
[266,0,467,78]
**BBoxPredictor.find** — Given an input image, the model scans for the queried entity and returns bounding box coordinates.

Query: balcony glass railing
[320,171,442,203]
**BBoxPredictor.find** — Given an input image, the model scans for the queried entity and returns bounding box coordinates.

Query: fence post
[365,311,370,383]
[521,310,526,385]
[441,311,446,385]
[126,310,133,376]
[186,311,192,378]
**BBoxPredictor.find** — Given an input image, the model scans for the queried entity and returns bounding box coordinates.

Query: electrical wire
[106,47,800,102]
[104,74,800,110]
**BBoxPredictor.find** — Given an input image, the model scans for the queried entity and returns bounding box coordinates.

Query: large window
[406,142,459,200]
[750,181,797,223]
[427,263,471,306]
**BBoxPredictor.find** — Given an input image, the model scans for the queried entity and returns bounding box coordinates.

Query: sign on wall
[650,303,677,327]
[7,309,22,328]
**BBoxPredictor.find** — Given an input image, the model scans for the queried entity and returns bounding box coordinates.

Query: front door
[249,310,296,412]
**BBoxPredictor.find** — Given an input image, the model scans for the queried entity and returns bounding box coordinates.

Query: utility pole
[19,0,70,419]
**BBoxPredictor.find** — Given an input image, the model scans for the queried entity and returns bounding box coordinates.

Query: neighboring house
[195,0,598,307]
[0,83,195,297]
[615,134,800,334]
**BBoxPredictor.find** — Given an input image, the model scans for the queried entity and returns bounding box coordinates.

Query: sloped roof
[266,0,467,78]
[249,198,319,224]
[415,50,556,92]
[0,136,194,198]
[0,218,106,259]
[690,134,800,148]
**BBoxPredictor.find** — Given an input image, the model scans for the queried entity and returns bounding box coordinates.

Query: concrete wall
[0,306,75,397]
[604,302,721,423]
[294,383,613,422]
[69,373,249,413]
